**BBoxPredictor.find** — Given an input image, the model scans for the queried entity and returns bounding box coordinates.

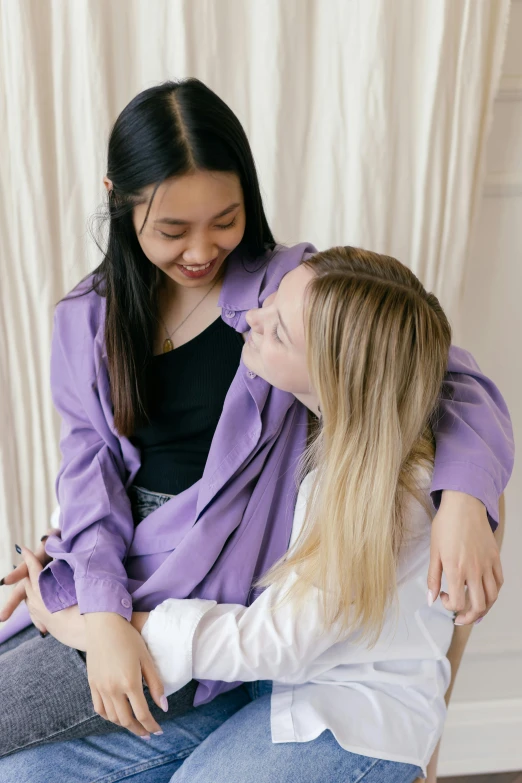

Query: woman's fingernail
[475,618,484,625]
[160,696,168,713]
[153,730,163,736]
[427,590,434,607]
[15,545,22,555]
[39,631,48,638]
[40,535,49,543]
[0,578,5,586]
[140,734,151,740]
[454,621,465,626]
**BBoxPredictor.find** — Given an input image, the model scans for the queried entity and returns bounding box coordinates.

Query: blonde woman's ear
[103,176,113,192]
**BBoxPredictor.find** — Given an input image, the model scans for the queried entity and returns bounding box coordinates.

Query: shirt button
[247,370,257,379]
[121,598,132,609]
[225,310,236,319]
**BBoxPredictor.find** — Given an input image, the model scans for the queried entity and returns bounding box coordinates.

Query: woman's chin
[242,344,263,379]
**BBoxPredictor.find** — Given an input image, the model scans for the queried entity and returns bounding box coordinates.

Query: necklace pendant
[163,338,174,353]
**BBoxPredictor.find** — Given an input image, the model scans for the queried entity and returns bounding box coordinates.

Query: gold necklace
[159,277,219,353]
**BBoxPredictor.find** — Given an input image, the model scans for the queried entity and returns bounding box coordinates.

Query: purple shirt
[37,242,513,705]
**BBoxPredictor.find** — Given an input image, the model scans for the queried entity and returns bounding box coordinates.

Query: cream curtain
[0,0,510,579]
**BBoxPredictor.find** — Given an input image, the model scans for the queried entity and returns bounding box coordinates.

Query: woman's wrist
[48,605,88,651]
[131,611,150,634]
[440,489,485,513]
[84,611,130,627]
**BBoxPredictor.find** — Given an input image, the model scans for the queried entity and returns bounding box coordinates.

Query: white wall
[439,2,522,775]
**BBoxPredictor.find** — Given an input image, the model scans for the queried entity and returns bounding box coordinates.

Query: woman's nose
[246,307,263,333]
[246,293,274,331]
[182,239,218,266]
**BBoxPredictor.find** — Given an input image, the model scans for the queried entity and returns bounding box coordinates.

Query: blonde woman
[11,247,493,783]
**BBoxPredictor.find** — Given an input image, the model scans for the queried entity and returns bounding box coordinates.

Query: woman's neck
[293,391,320,418]
[154,271,225,353]
[160,271,224,309]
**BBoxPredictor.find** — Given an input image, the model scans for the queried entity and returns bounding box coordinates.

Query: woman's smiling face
[131,169,246,288]
[243,264,316,396]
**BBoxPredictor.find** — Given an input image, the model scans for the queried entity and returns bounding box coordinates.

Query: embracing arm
[427,345,513,624]
[432,345,514,527]
[38,303,135,619]
[139,575,339,696]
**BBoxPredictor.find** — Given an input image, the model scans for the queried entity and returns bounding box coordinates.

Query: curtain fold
[0,0,510,579]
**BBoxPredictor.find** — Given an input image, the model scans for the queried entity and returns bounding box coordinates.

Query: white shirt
[142,470,454,776]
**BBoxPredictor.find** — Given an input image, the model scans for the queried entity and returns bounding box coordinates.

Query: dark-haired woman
[0,78,513,758]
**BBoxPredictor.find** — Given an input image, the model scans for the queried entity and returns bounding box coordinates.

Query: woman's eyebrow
[277,310,293,344]
[154,202,241,226]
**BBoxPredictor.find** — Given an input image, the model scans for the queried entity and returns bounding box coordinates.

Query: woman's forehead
[143,171,243,218]
[277,265,315,345]
[279,264,315,301]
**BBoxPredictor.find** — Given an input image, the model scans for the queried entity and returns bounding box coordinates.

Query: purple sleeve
[38,309,135,620]
[431,345,514,529]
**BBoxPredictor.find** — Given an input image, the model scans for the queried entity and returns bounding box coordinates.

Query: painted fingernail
[475,618,484,625]
[153,730,163,736]
[140,734,151,741]
[39,631,48,638]
[427,590,434,607]
[15,545,22,555]
[160,695,168,713]
[0,578,5,586]
[454,621,465,626]
[40,535,49,543]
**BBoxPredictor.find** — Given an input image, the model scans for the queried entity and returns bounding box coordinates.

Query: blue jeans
[0,681,423,783]
[0,487,197,759]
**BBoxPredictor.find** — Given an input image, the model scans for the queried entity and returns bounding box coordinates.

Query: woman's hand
[85,612,168,739]
[428,491,504,625]
[0,528,60,622]
[18,546,88,649]
[18,551,167,739]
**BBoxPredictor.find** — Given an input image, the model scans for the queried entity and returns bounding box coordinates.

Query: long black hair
[74,79,275,436]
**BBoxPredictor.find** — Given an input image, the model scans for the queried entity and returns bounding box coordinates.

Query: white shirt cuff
[141,598,217,696]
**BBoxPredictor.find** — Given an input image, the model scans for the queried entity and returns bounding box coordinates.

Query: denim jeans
[0,681,423,783]
[0,486,197,759]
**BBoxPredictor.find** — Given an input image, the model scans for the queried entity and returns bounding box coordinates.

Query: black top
[132,316,244,495]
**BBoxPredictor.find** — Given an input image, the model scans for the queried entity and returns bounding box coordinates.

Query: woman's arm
[34,302,166,738]
[433,345,514,526]
[138,576,341,696]
[20,547,168,740]
[428,345,513,625]
[38,302,136,619]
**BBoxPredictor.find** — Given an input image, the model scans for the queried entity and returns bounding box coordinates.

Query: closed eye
[158,230,186,240]
[215,217,237,230]
[157,216,237,240]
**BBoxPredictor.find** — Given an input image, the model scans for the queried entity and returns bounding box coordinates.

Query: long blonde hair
[262,246,452,645]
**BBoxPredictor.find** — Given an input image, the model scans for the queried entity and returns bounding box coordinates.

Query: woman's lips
[177,256,219,279]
